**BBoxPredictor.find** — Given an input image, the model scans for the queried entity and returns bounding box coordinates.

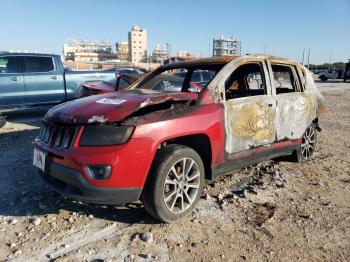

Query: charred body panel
[224,96,276,154]
[275,93,316,140]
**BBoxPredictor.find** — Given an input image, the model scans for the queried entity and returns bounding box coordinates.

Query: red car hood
[45,89,199,124]
[84,81,114,92]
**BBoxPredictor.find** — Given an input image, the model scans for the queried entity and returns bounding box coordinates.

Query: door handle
[10,76,21,81]
[51,76,61,80]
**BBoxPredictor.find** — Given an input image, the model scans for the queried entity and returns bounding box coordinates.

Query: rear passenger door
[223,62,277,154]
[0,56,26,107]
[23,56,65,105]
[268,62,316,141]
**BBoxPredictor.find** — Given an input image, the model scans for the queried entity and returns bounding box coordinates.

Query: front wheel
[292,124,317,162]
[141,145,205,223]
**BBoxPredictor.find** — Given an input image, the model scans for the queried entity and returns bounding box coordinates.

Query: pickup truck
[318,70,341,81]
[0,53,117,114]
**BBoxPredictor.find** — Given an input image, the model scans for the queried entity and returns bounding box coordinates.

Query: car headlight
[80,125,134,146]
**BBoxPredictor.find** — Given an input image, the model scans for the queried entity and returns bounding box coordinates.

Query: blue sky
[1,0,349,64]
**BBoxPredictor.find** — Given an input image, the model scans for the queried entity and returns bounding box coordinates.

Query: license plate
[33,148,47,172]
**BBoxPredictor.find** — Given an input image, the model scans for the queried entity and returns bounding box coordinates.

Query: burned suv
[33,55,325,222]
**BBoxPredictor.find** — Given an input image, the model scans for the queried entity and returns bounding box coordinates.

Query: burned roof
[163,56,237,70]
[161,54,300,71]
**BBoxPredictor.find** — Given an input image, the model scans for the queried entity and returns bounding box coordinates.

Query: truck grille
[39,122,78,150]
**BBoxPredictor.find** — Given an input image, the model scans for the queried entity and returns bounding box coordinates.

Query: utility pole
[209,38,211,57]
[307,48,310,69]
[301,47,305,65]
[328,51,333,70]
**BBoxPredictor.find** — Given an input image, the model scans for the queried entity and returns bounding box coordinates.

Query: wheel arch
[159,133,213,181]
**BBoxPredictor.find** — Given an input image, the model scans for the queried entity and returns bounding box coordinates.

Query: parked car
[78,73,204,98]
[76,69,145,98]
[0,53,117,113]
[175,69,215,87]
[33,55,325,222]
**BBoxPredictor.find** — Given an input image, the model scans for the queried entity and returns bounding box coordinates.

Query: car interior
[225,63,266,100]
[0,58,17,73]
[271,64,299,94]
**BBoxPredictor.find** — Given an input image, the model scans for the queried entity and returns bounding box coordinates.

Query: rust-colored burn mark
[229,101,275,141]
[316,106,325,117]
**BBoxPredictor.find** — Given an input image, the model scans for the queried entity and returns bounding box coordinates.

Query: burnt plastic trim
[211,143,298,180]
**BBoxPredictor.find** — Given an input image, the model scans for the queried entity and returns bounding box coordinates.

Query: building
[177,50,201,60]
[116,41,129,61]
[63,39,117,62]
[128,25,147,63]
[151,43,171,64]
[163,51,202,65]
[212,35,241,57]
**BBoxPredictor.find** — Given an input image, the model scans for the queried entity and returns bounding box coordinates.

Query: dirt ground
[0,80,349,262]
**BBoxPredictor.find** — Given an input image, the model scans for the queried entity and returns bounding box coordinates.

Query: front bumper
[38,161,142,205]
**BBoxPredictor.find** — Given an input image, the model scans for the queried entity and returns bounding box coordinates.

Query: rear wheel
[320,75,327,81]
[76,85,85,98]
[141,145,205,223]
[292,124,317,162]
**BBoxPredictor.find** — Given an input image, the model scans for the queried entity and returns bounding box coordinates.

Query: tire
[141,144,205,223]
[319,75,327,81]
[76,85,85,98]
[292,124,317,163]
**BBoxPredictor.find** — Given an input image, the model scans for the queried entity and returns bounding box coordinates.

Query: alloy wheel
[301,126,316,160]
[163,158,201,214]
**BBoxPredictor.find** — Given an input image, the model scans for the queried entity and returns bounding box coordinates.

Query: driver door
[223,62,277,155]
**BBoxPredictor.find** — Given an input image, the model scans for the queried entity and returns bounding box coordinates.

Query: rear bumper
[38,161,142,205]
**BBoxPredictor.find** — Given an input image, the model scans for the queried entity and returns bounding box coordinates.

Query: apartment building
[116,41,129,61]
[128,25,147,63]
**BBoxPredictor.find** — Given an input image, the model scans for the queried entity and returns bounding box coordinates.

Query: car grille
[38,122,78,150]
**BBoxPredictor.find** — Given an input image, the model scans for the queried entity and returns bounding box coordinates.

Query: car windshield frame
[127,61,229,93]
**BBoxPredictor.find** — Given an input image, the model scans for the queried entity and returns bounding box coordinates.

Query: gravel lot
[1,80,349,262]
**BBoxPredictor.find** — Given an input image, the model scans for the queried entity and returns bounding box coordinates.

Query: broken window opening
[225,63,267,100]
[271,64,301,94]
[131,64,224,94]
